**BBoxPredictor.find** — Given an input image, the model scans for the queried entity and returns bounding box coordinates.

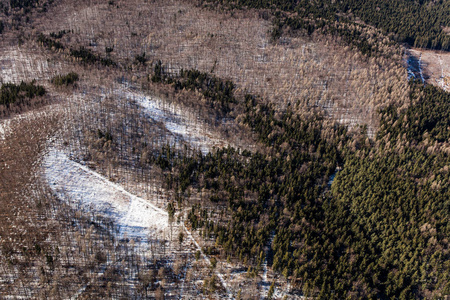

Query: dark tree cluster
[0,81,46,107]
[0,81,48,117]
[134,52,148,65]
[49,29,68,39]
[37,33,64,50]
[8,0,54,13]
[9,0,39,9]
[70,47,116,67]
[37,33,117,67]
[152,62,236,114]
[51,72,79,87]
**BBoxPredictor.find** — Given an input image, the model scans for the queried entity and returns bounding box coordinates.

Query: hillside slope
[0,0,449,299]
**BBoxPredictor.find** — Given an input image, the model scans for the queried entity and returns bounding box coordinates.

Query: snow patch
[0,119,11,140]
[43,147,168,241]
[418,54,425,84]
[117,87,228,154]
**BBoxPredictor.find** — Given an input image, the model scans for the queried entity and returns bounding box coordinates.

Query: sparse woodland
[0,0,449,299]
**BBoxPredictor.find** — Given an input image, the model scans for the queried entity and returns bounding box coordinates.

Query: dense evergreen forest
[205,0,450,51]
[51,72,79,87]
[0,81,45,107]
[0,81,48,117]
[138,65,450,299]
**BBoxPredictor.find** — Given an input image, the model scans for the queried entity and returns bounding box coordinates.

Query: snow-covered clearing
[0,118,11,140]
[119,87,228,154]
[408,48,450,91]
[406,57,417,81]
[328,167,341,186]
[43,147,169,241]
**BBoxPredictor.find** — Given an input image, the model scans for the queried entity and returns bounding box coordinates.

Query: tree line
[204,0,450,51]
[37,33,116,67]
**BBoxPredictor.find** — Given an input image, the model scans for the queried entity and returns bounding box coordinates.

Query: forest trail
[260,232,275,299]
[418,54,425,84]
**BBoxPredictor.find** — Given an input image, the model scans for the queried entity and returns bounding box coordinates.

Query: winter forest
[0,0,450,299]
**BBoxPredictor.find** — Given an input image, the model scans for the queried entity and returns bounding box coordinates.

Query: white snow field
[43,147,169,241]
